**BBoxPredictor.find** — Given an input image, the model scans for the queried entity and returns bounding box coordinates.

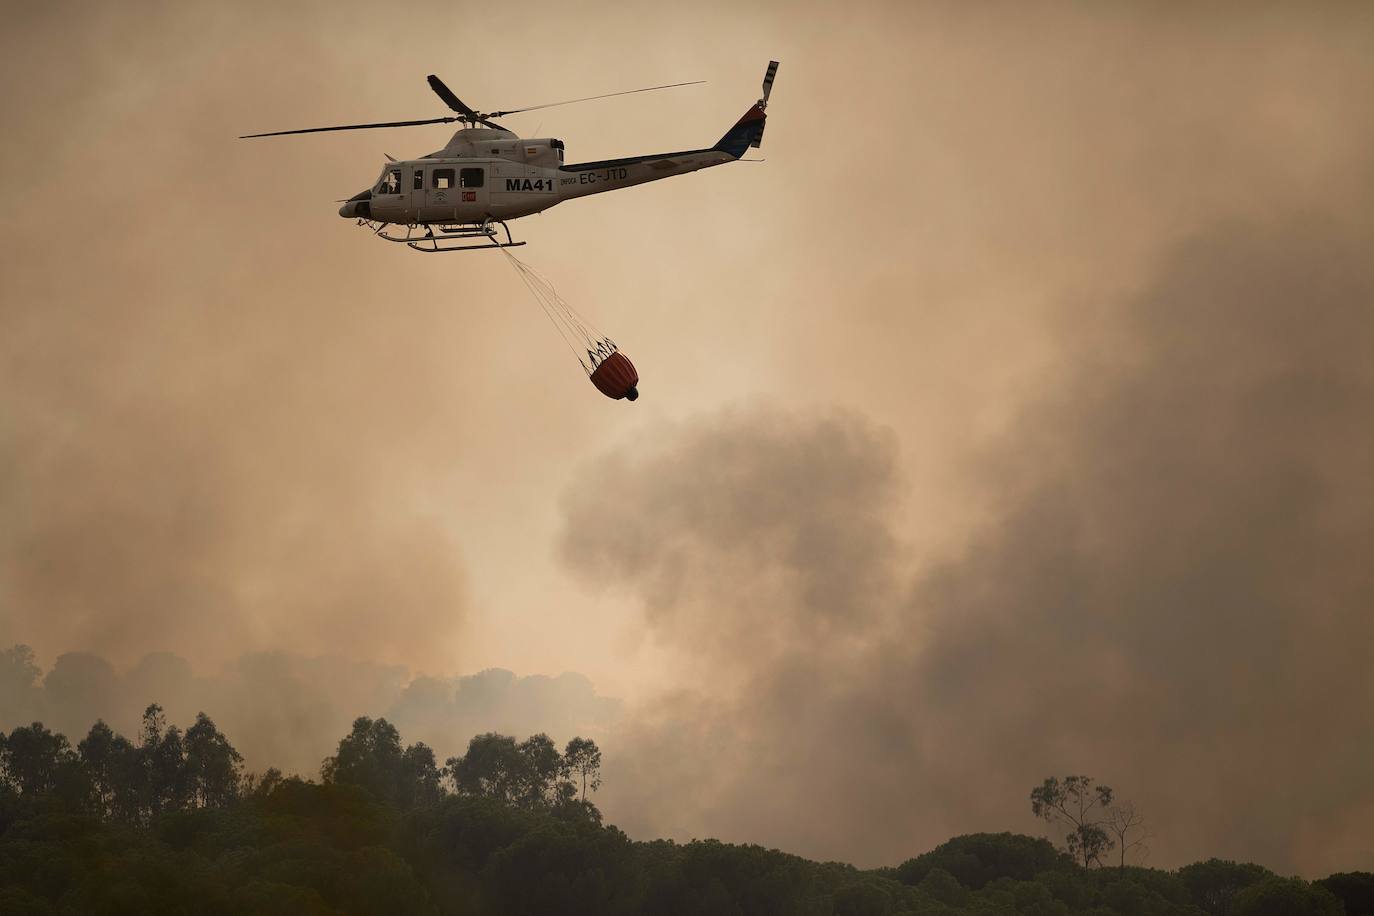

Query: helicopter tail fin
[714,104,767,158]
[713,61,777,158]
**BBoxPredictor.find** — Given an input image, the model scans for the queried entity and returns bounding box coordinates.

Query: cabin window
[413,169,424,190]
[433,168,455,189]
[460,168,484,188]
[377,169,401,195]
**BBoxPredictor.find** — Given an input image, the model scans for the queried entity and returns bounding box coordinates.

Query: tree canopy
[0,708,1360,915]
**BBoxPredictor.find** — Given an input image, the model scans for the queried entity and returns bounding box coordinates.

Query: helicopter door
[405,165,425,222]
[415,166,488,222]
[418,167,450,222]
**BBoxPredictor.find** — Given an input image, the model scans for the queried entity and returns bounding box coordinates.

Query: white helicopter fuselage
[348,127,737,225]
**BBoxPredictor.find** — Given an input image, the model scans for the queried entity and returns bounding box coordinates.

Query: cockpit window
[460,168,484,188]
[433,168,455,189]
[377,169,401,195]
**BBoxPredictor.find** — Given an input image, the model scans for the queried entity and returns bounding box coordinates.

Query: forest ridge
[3,700,1371,915]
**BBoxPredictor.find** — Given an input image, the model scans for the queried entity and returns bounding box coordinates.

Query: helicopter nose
[338,188,372,219]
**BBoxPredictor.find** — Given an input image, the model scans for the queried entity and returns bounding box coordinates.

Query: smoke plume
[565,213,1374,875]
[0,646,621,777]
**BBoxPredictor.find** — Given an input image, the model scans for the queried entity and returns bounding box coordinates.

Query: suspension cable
[498,247,615,375]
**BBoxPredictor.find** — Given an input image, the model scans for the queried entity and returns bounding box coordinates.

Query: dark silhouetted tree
[2,722,79,797]
[77,719,138,819]
[563,737,602,803]
[447,733,524,804]
[517,733,564,808]
[1233,876,1343,916]
[397,742,443,808]
[323,716,405,796]
[183,712,243,808]
[141,704,188,817]
[244,766,285,797]
[1316,872,1374,916]
[447,732,591,815]
[1178,858,1274,916]
[895,832,1070,889]
[832,880,893,916]
[139,702,166,749]
[1030,775,1115,867]
[322,716,440,808]
[918,867,969,907]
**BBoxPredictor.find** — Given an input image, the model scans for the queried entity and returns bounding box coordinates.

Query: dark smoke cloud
[0,647,621,777]
[561,213,1374,875]
[561,408,903,671]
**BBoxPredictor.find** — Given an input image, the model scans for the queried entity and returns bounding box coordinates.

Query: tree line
[1,705,243,824]
[318,716,604,820]
[0,706,605,826]
[2,709,1370,915]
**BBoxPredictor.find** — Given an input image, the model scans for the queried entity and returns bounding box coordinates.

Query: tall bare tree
[1106,800,1151,868]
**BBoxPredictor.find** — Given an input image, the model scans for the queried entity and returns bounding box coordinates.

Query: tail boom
[557,148,735,202]
[556,60,777,202]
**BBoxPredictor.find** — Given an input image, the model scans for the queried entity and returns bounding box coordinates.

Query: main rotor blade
[488,80,705,117]
[427,74,478,117]
[239,116,459,139]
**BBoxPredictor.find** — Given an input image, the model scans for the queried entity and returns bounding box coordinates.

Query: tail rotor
[749,60,780,150]
[760,60,779,110]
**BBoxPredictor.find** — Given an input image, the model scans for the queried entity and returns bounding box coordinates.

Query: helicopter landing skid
[363,219,526,253]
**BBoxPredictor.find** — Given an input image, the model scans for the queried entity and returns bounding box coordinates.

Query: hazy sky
[2,0,1372,876]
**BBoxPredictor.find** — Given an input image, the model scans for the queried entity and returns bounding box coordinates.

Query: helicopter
[241,61,779,252]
